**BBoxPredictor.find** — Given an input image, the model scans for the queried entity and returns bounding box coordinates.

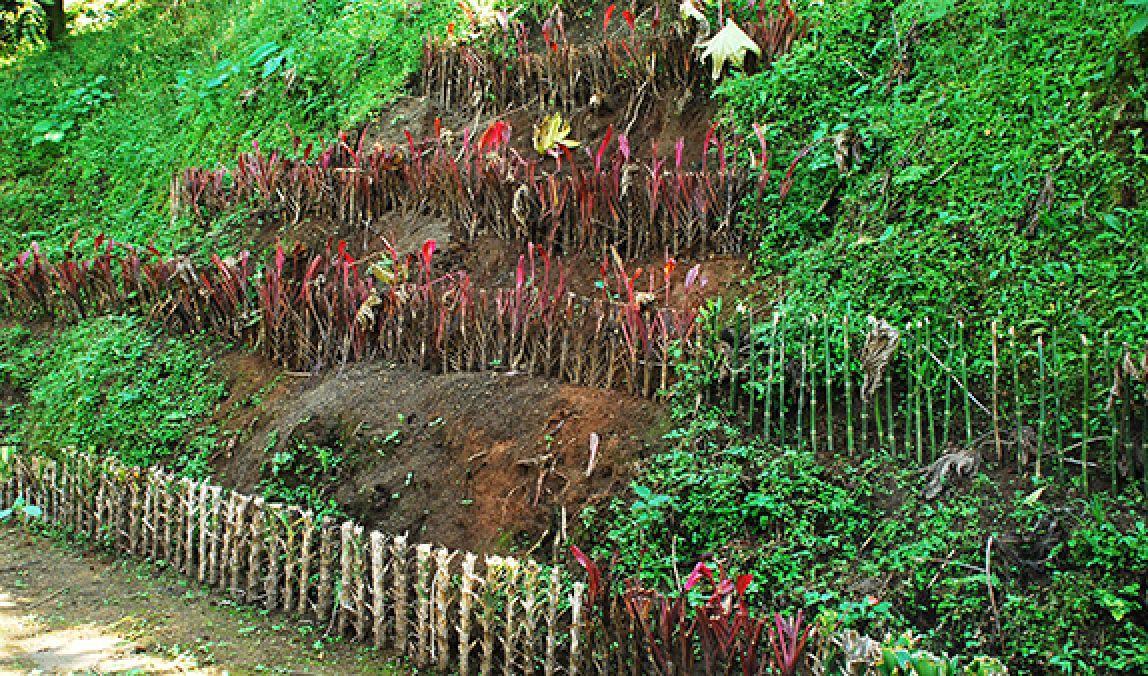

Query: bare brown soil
[0,525,406,674]
[208,357,669,555]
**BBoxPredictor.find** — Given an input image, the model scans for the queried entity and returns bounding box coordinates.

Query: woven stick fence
[421,21,700,115]
[695,309,1148,494]
[0,239,706,398]
[172,127,755,261]
[420,2,810,115]
[0,450,596,673]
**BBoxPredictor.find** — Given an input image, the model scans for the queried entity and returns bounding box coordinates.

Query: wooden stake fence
[0,451,597,675]
[700,310,1148,493]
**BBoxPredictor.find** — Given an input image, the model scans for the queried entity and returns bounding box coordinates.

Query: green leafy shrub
[0,0,458,255]
[9,316,224,469]
[718,0,1147,334]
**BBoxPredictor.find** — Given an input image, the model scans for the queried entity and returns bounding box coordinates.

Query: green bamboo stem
[991,320,1003,465]
[1081,334,1090,495]
[904,322,915,461]
[843,315,855,456]
[1010,327,1022,472]
[873,340,884,453]
[885,342,895,456]
[958,319,972,448]
[1103,332,1118,494]
[764,312,778,442]
[925,319,937,461]
[747,310,757,427]
[1119,343,1139,496]
[942,320,956,447]
[796,316,809,450]
[778,311,788,448]
[729,311,742,412]
[824,315,835,454]
[914,320,924,464]
[1037,335,1047,479]
[1051,328,1064,471]
[808,316,819,453]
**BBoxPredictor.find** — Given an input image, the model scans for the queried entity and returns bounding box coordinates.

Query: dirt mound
[209,356,667,556]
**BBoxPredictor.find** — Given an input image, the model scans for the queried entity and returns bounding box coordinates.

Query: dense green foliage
[0,0,456,256]
[595,405,1148,671]
[720,0,1147,334]
[0,317,224,471]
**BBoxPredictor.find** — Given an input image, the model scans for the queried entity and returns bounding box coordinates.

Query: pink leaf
[684,264,701,290]
[684,562,713,591]
[618,134,631,161]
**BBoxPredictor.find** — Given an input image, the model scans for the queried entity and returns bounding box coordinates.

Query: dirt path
[0,525,407,674]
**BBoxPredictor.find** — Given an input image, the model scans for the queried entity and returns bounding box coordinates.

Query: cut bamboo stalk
[162,475,176,564]
[208,486,224,587]
[480,556,502,676]
[220,491,239,593]
[518,560,541,675]
[458,552,478,674]
[371,531,389,649]
[339,521,357,636]
[265,504,285,612]
[317,516,337,626]
[391,535,411,656]
[297,510,315,618]
[544,566,562,676]
[502,557,521,676]
[281,507,300,612]
[129,480,142,557]
[182,479,196,575]
[247,497,266,605]
[434,547,453,671]
[229,495,251,599]
[415,542,433,666]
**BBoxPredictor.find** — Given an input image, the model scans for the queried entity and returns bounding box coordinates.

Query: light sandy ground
[0,525,407,674]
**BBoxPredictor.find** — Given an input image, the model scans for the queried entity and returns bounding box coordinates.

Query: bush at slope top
[0,0,457,257]
[719,0,1147,334]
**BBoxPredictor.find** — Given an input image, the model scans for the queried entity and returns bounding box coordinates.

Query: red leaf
[421,239,437,271]
[595,125,614,172]
[479,120,511,154]
[603,4,615,31]
[570,545,603,602]
[622,10,635,31]
[736,573,753,596]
